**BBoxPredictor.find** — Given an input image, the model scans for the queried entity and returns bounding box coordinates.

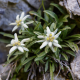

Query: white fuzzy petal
[23,47,29,51]
[36,40,44,43]
[21,26,25,31]
[22,15,30,21]
[37,35,44,38]
[14,33,18,41]
[40,41,48,49]
[21,44,25,46]
[54,29,58,35]
[18,46,24,52]
[48,42,52,47]
[6,44,12,47]
[26,21,34,24]
[16,15,19,20]
[9,46,17,54]
[10,23,16,25]
[53,40,58,44]
[50,47,56,52]
[22,24,28,28]
[11,39,16,44]
[21,38,30,44]
[12,26,18,32]
[20,12,24,20]
[46,26,51,34]
[54,31,61,39]
[53,42,61,48]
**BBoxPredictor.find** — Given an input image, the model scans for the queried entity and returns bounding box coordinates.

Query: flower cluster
[7,12,61,54]
[10,12,30,32]
[37,27,61,52]
[6,33,29,54]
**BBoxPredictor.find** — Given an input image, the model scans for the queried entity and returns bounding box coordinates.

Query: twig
[48,55,75,80]
[55,67,61,79]
[6,69,11,80]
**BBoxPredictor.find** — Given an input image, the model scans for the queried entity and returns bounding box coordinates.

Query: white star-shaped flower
[10,12,30,32]
[37,26,61,52]
[6,33,30,54]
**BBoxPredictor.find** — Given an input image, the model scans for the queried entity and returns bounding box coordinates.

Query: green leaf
[34,31,42,35]
[66,41,79,52]
[34,56,44,61]
[0,32,14,38]
[59,15,69,22]
[0,39,10,43]
[57,22,63,28]
[60,26,71,31]
[44,10,58,22]
[61,53,68,61]
[50,3,66,14]
[45,61,49,72]
[44,12,49,22]
[7,51,17,61]
[13,51,23,55]
[45,46,49,53]
[22,56,35,65]
[36,61,39,65]
[50,63,54,80]
[27,40,36,48]
[7,55,18,64]
[15,63,22,73]
[67,34,80,39]
[37,10,41,21]
[25,52,28,58]
[52,63,55,72]
[34,22,41,30]
[73,43,79,52]
[66,50,76,57]
[32,48,41,55]
[38,51,48,57]
[29,11,47,22]
[24,61,31,72]
[21,55,26,63]
[50,23,56,31]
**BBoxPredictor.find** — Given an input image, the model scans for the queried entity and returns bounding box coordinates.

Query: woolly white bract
[10,12,30,32]
[6,33,29,54]
[37,27,61,52]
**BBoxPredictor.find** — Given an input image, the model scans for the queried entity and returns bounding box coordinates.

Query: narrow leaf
[45,61,48,72]
[24,61,31,72]
[50,3,66,14]
[44,10,58,22]
[61,53,68,61]
[34,56,44,61]
[22,56,35,65]
[50,64,54,80]
[29,11,47,22]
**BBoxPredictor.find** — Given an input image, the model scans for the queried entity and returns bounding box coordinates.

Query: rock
[8,0,21,3]
[26,0,51,9]
[0,0,51,31]
[0,42,10,64]
[0,64,10,80]
[0,0,31,31]
[71,50,80,79]
[59,0,80,18]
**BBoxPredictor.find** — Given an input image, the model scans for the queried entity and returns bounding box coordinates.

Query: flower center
[13,41,21,46]
[46,34,55,42]
[16,20,22,26]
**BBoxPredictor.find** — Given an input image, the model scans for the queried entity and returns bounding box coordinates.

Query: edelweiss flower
[37,27,61,52]
[6,33,29,54]
[10,12,30,32]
